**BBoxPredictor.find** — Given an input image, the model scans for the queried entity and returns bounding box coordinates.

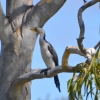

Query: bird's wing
[48,44,58,66]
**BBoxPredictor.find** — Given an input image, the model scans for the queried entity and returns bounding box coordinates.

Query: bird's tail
[54,75,61,92]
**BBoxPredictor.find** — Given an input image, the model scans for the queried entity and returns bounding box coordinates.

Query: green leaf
[73,83,77,92]
[94,89,98,100]
[67,48,100,100]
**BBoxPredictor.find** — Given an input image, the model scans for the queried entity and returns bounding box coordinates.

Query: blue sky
[0,0,100,99]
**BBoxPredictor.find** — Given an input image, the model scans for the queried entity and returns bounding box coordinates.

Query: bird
[30,27,61,92]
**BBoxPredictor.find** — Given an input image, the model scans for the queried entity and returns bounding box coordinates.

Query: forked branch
[77,0,100,55]
[12,46,84,89]
[13,45,97,88]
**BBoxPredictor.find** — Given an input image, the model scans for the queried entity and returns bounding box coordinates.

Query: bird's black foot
[40,68,50,76]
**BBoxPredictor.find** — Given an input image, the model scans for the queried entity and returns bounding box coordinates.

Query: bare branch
[62,46,84,70]
[27,0,66,28]
[62,46,96,68]
[77,0,99,55]
[0,3,12,44]
[77,37,86,55]
[85,48,96,63]
[12,46,96,89]
[78,0,100,38]
[94,41,100,49]
[0,3,6,38]
[12,65,80,89]
[6,0,33,16]
[0,2,5,23]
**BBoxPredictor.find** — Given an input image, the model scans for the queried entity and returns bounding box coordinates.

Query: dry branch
[13,45,97,88]
[13,65,81,89]
[62,46,84,70]
[94,41,100,49]
[77,0,100,55]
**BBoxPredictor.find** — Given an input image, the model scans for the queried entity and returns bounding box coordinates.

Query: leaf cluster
[67,47,100,100]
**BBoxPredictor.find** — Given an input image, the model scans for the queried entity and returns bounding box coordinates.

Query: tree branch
[12,65,81,89]
[6,0,33,16]
[0,3,12,44]
[61,45,96,68]
[0,3,5,24]
[94,41,100,49]
[77,0,100,55]
[77,37,86,55]
[78,0,100,38]
[27,0,66,28]
[10,45,98,94]
[13,45,97,88]
[0,3,6,39]
[62,46,84,70]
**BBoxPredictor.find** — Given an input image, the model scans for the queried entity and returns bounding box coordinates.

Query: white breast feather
[40,41,55,68]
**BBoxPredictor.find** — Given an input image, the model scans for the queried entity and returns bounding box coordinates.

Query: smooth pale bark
[0,0,66,100]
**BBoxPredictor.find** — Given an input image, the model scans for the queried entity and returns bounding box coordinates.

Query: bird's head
[30,27,45,34]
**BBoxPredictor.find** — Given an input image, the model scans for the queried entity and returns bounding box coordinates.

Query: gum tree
[0,0,99,100]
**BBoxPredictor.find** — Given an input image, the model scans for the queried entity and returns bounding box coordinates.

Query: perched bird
[30,27,61,92]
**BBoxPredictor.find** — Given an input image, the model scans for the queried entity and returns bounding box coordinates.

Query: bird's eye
[34,28,37,30]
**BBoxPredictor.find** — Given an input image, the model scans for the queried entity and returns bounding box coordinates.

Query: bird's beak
[30,28,38,32]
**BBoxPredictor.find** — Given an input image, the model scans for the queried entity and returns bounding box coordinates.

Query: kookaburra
[30,27,61,92]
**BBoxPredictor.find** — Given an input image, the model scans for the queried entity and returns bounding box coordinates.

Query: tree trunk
[0,0,66,100]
